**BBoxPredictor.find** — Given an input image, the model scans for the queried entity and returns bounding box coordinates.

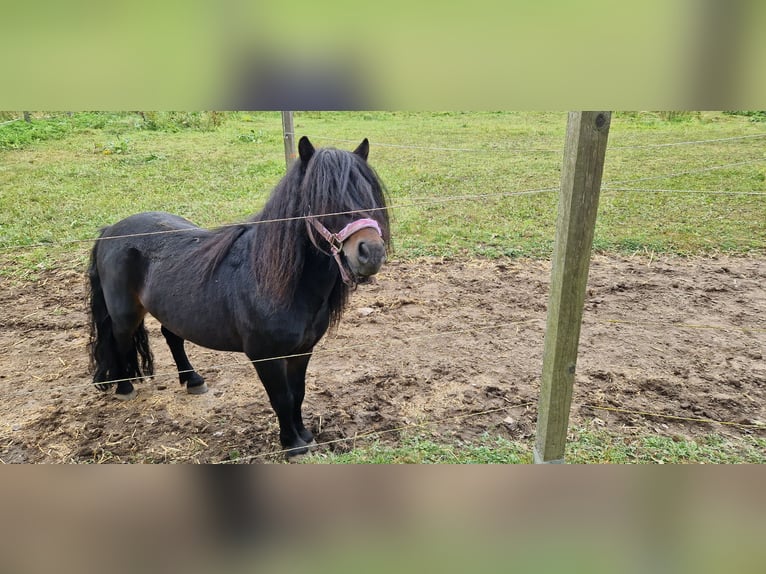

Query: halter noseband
[305,216,383,285]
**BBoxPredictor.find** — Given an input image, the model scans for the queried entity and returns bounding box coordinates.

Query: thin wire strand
[220,398,763,463]
[580,403,765,430]
[0,187,559,253]
[284,132,561,153]
[0,209,380,251]
[3,154,764,254]
[5,315,764,399]
[603,158,765,186]
[593,318,766,333]
[602,187,766,196]
[215,403,535,463]
[1,153,763,253]
[3,320,544,398]
[608,132,766,149]
[6,190,762,255]
[290,131,766,154]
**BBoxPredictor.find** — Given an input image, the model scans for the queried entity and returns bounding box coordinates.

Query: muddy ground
[1,255,764,463]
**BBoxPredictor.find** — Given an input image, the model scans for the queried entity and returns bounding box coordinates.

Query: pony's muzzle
[357,239,385,266]
[355,240,387,275]
[343,228,386,278]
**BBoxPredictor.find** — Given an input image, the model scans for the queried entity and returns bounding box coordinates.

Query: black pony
[88,136,389,456]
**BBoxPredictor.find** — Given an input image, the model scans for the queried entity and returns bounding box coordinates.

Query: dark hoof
[94,382,113,392]
[284,439,311,459]
[285,447,311,461]
[115,388,137,401]
[187,381,209,395]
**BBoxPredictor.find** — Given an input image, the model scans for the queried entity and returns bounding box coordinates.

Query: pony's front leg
[286,354,315,446]
[252,357,310,457]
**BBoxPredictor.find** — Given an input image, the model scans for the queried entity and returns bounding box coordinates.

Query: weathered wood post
[534,111,611,464]
[281,111,296,169]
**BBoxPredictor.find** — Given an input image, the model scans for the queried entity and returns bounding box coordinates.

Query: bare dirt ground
[1,255,764,463]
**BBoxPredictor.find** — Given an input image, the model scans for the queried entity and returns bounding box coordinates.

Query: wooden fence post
[534,111,611,464]
[281,111,296,169]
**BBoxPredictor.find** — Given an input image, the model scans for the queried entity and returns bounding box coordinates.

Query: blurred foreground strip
[0,466,763,574]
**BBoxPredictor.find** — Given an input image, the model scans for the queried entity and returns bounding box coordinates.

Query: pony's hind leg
[161,326,208,394]
[89,243,153,400]
[110,328,139,400]
[109,315,154,400]
[90,298,153,400]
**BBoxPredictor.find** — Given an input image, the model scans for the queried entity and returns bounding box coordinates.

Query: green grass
[310,434,530,464]
[565,428,766,464]
[0,112,137,150]
[306,428,766,464]
[1,111,764,280]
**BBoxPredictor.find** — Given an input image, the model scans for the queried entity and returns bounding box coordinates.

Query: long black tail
[87,234,154,390]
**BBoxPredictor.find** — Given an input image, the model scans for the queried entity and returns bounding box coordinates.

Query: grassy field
[0,111,764,280]
[1,111,764,463]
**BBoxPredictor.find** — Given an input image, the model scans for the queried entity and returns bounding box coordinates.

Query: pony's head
[252,136,390,314]
[297,136,389,282]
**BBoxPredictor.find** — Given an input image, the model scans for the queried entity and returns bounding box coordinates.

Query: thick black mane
[195,144,389,322]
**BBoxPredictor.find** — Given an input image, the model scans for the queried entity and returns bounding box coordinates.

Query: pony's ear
[353,138,369,161]
[298,136,315,163]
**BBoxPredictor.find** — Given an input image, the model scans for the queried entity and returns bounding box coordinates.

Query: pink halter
[305,216,382,285]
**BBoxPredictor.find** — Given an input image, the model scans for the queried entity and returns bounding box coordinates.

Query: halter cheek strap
[305,216,383,285]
